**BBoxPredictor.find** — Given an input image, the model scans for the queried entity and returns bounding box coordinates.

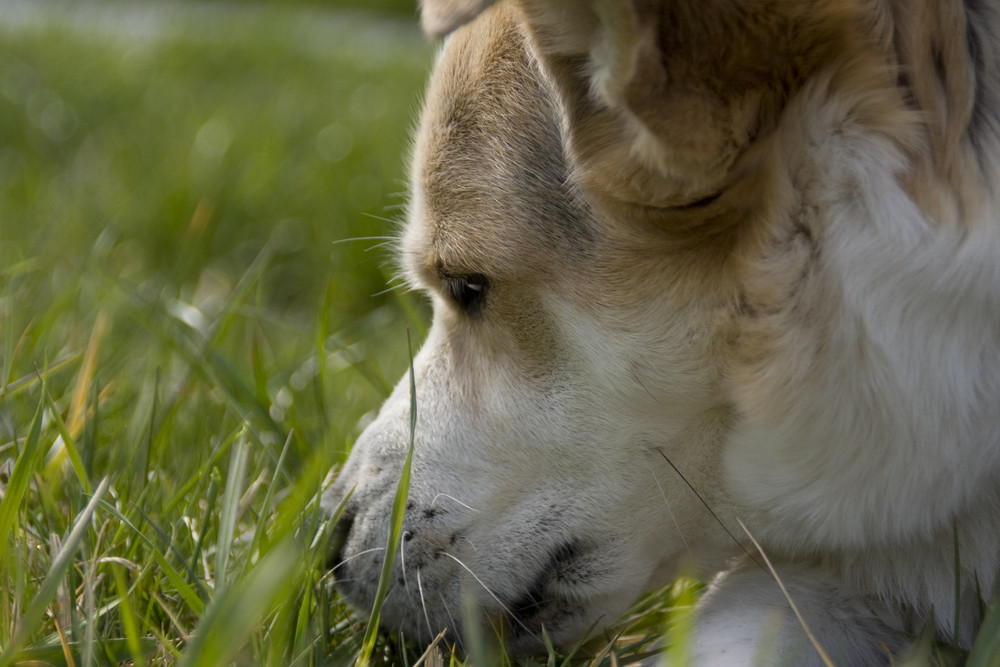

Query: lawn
[2,2,995,666]
[0,2,439,664]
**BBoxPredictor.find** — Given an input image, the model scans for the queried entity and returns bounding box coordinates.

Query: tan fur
[326,1,1000,662]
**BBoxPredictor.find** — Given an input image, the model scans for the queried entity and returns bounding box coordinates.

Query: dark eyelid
[436,265,472,280]
[439,271,490,315]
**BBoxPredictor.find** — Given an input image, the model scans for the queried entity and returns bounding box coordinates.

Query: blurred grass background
[0,1,442,664]
[0,0,433,460]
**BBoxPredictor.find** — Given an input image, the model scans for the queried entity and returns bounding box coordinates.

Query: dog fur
[324,1,1000,663]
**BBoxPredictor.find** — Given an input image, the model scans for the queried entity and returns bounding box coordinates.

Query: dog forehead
[406,3,594,280]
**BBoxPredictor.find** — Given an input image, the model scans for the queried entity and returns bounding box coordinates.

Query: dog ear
[514,0,832,210]
[421,0,500,38]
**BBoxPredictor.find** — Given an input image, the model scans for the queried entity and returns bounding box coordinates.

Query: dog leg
[661,564,910,667]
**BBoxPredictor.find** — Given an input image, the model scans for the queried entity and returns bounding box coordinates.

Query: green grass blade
[0,353,82,405]
[664,579,697,667]
[113,288,281,437]
[177,538,300,667]
[967,588,1000,667]
[190,467,222,577]
[249,429,294,557]
[356,331,418,667]
[95,500,206,616]
[9,638,157,666]
[43,389,93,494]
[215,427,250,591]
[164,426,243,516]
[0,387,48,565]
[111,564,147,667]
[0,477,110,667]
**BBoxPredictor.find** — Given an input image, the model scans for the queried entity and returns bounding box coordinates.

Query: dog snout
[325,505,355,571]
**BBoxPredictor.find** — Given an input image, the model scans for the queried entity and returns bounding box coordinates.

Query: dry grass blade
[736,518,835,667]
[412,629,449,667]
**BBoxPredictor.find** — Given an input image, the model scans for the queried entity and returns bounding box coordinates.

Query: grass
[0,2,435,664]
[0,2,676,664]
[1,2,996,666]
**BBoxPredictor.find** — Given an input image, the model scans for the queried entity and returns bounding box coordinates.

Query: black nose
[325,508,355,572]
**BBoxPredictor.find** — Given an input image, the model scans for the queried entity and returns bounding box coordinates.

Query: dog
[324,0,1000,663]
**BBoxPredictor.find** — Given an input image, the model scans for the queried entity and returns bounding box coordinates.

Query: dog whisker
[438,551,537,638]
[417,568,435,642]
[400,531,411,592]
[430,493,480,513]
[361,211,403,225]
[371,283,408,298]
[330,235,395,245]
[330,546,385,573]
[438,592,464,654]
[649,466,691,558]
[656,448,765,573]
[656,449,767,572]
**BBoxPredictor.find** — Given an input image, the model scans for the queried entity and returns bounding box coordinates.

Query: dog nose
[326,508,355,571]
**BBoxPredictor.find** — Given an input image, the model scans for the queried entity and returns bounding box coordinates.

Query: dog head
[324,0,983,654]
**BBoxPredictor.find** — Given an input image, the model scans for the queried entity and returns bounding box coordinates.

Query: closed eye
[441,273,489,315]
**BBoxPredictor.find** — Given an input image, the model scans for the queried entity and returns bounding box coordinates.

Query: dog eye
[442,273,489,314]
